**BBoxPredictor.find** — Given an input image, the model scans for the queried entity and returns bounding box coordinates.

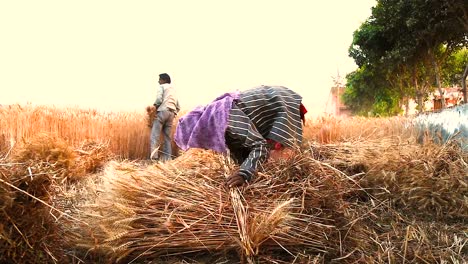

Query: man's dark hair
[159,73,171,84]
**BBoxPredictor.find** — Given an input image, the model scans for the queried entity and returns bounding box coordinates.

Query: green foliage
[343,68,376,115]
[346,0,468,115]
[442,48,468,86]
[371,89,402,117]
[344,67,402,116]
[349,20,389,68]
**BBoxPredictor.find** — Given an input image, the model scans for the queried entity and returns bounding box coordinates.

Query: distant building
[325,73,351,117]
[432,86,463,110]
[326,82,464,117]
[404,86,464,115]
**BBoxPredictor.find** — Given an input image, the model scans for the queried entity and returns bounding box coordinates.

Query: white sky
[0,0,375,117]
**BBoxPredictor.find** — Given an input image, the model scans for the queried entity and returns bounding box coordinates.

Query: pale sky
[0,0,375,117]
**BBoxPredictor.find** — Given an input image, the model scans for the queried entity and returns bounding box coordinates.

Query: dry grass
[59,150,351,263]
[0,134,112,263]
[54,138,466,263]
[310,139,467,220]
[0,104,466,263]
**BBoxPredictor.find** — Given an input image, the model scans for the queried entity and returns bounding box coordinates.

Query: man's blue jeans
[150,110,175,161]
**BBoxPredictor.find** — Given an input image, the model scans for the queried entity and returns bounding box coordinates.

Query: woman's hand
[225,172,245,188]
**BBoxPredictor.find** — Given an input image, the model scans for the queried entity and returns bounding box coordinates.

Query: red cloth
[300,103,307,125]
[267,139,283,150]
[300,103,308,115]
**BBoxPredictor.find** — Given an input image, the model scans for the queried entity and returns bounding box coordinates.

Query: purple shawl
[175,92,239,153]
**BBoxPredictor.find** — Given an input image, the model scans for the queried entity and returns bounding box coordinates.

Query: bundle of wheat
[0,158,14,232]
[339,199,467,263]
[0,134,113,263]
[146,106,156,128]
[61,149,363,263]
[0,135,71,263]
[70,140,113,180]
[361,141,467,220]
[10,133,76,195]
[309,138,468,220]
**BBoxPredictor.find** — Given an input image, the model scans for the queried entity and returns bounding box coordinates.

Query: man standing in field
[175,85,307,187]
[147,73,180,162]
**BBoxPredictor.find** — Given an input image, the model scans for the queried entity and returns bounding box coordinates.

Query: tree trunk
[430,49,445,109]
[413,67,423,113]
[405,97,410,117]
[397,77,409,117]
[462,63,468,104]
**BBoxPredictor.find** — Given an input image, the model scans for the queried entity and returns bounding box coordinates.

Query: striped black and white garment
[225,85,303,181]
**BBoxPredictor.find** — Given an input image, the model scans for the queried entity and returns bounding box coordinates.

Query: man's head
[159,73,171,84]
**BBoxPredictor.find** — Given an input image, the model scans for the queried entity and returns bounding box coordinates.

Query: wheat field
[0,104,150,159]
[0,104,466,264]
[0,104,415,158]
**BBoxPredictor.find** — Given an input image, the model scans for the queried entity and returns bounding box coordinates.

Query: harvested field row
[1,131,466,263]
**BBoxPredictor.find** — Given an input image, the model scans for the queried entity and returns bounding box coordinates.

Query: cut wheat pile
[54,138,466,263]
[61,149,352,263]
[0,133,112,263]
[1,128,467,263]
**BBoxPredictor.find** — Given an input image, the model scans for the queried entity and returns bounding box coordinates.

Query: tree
[346,0,468,115]
[441,48,468,86]
[447,0,468,103]
[403,0,468,108]
[443,48,468,104]
[343,64,401,116]
[347,1,417,115]
[463,64,468,103]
